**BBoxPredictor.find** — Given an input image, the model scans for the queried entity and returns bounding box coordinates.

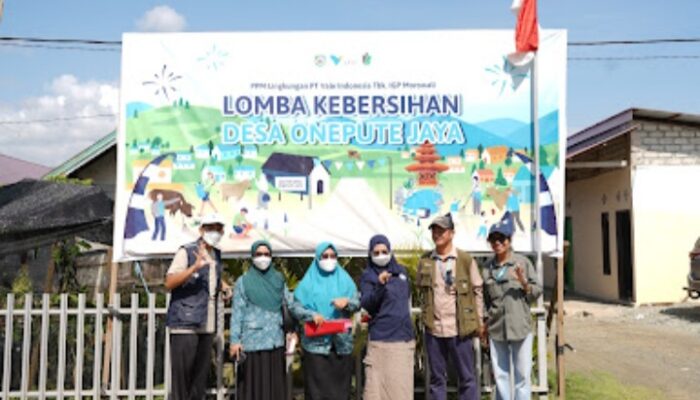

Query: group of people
[165,212,541,400]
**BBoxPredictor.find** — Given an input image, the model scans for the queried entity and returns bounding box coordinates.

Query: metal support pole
[531,54,548,398]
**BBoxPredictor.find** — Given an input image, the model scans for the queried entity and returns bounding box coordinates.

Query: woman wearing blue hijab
[360,234,415,400]
[292,241,360,400]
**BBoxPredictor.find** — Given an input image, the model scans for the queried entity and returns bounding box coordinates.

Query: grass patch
[549,370,666,400]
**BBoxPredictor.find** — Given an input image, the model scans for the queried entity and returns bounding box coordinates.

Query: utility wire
[2,35,700,47]
[0,113,117,125]
[569,55,700,61]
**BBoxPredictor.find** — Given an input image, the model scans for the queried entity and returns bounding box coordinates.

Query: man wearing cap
[417,213,485,400]
[165,214,233,400]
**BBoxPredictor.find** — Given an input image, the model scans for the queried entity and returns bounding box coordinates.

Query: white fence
[0,293,233,400]
[1,293,548,399]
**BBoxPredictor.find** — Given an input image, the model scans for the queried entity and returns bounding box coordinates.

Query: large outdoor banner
[114,30,567,260]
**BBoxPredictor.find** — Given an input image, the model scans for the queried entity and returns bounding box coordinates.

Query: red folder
[304,319,352,337]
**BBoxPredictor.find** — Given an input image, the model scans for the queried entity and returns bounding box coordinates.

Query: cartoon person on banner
[230,207,252,238]
[197,170,219,217]
[150,192,182,241]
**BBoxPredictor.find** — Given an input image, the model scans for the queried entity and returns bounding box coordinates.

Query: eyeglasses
[321,253,337,260]
[371,250,390,256]
[254,252,271,257]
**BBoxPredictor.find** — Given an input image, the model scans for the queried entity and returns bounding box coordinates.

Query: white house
[565,108,700,305]
[195,144,211,160]
[446,156,465,173]
[234,166,256,181]
[173,152,195,170]
[243,145,258,159]
[212,144,241,161]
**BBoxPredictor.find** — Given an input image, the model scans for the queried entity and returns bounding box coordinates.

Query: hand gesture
[378,271,391,285]
[193,243,210,271]
[332,297,349,310]
[229,343,243,360]
[512,265,529,291]
[312,314,325,326]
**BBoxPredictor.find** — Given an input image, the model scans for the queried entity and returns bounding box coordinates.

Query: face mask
[202,231,222,247]
[318,259,337,272]
[371,254,392,267]
[253,256,272,271]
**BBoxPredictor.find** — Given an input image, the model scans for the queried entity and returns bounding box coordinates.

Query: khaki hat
[429,213,454,230]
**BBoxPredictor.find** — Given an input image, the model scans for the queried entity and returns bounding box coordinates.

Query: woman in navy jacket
[360,234,415,400]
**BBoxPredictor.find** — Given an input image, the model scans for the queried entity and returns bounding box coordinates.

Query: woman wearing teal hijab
[291,241,360,400]
[229,240,290,400]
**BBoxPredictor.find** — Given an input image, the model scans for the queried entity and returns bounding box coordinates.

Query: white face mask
[202,231,222,247]
[318,259,337,272]
[253,256,272,271]
[371,254,392,267]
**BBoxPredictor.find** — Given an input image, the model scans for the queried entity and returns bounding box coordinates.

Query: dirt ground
[556,298,700,400]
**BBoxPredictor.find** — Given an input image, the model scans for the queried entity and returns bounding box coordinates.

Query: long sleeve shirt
[360,265,414,342]
[482,252,542,341]
[229,278,289,351]
[288,291,361,356]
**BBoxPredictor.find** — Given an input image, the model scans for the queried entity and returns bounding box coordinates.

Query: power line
[0,36,121,46]
[569,38,700,46]
[2,35,700,48]
[0,113,117,125]
[0,42,120,52]
[569,55,700,61]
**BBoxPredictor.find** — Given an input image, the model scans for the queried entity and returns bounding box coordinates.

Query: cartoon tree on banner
[495,167,508,186]
[405,141,448,186]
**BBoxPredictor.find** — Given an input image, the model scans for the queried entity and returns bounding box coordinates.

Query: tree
[133,109,139,118]
[477,143,484,158]
[185,101,190,109]
[470,163,477,174]
[178,98,184,107]
[505,155,513,167]
[495,167,508,186]
[235,154,243,166]
[189,145,194,154]
[131,139,137,148]
[226,164,234,179]
[479,159,485,170]
[208,140,214,157]
[460,148,465,158]
[151,136,163,149]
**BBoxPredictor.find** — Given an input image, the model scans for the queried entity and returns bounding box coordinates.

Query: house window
[601,212,611,276]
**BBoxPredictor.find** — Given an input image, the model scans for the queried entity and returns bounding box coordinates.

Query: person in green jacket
[482,212,542,400]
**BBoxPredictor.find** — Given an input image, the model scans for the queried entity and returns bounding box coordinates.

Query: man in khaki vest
[417,213,485,400]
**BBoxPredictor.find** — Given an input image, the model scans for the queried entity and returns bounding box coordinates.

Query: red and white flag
[508,0,539,66]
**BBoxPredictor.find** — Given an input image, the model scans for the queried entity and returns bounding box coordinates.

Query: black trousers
[169,333,214,400]
[303,351,353,400]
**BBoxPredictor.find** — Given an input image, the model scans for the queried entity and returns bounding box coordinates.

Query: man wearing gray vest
[165,214,232,400]
[417,213,485,400]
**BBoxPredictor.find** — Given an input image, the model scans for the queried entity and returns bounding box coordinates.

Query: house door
[317,180,324,194]
[564,217,574,290]
[616,210,634,302]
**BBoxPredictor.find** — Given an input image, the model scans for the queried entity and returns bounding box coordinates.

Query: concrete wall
[630,120,700,303]
[566,167,632,302]
[73,147,117,198]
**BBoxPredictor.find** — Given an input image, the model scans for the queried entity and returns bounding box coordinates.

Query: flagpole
[531,52,548,398]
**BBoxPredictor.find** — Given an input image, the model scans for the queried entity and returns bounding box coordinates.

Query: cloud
[136,5,187,32]
[0,75,119,167]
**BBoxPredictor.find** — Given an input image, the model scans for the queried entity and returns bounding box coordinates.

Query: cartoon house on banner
[262,152,331,197]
